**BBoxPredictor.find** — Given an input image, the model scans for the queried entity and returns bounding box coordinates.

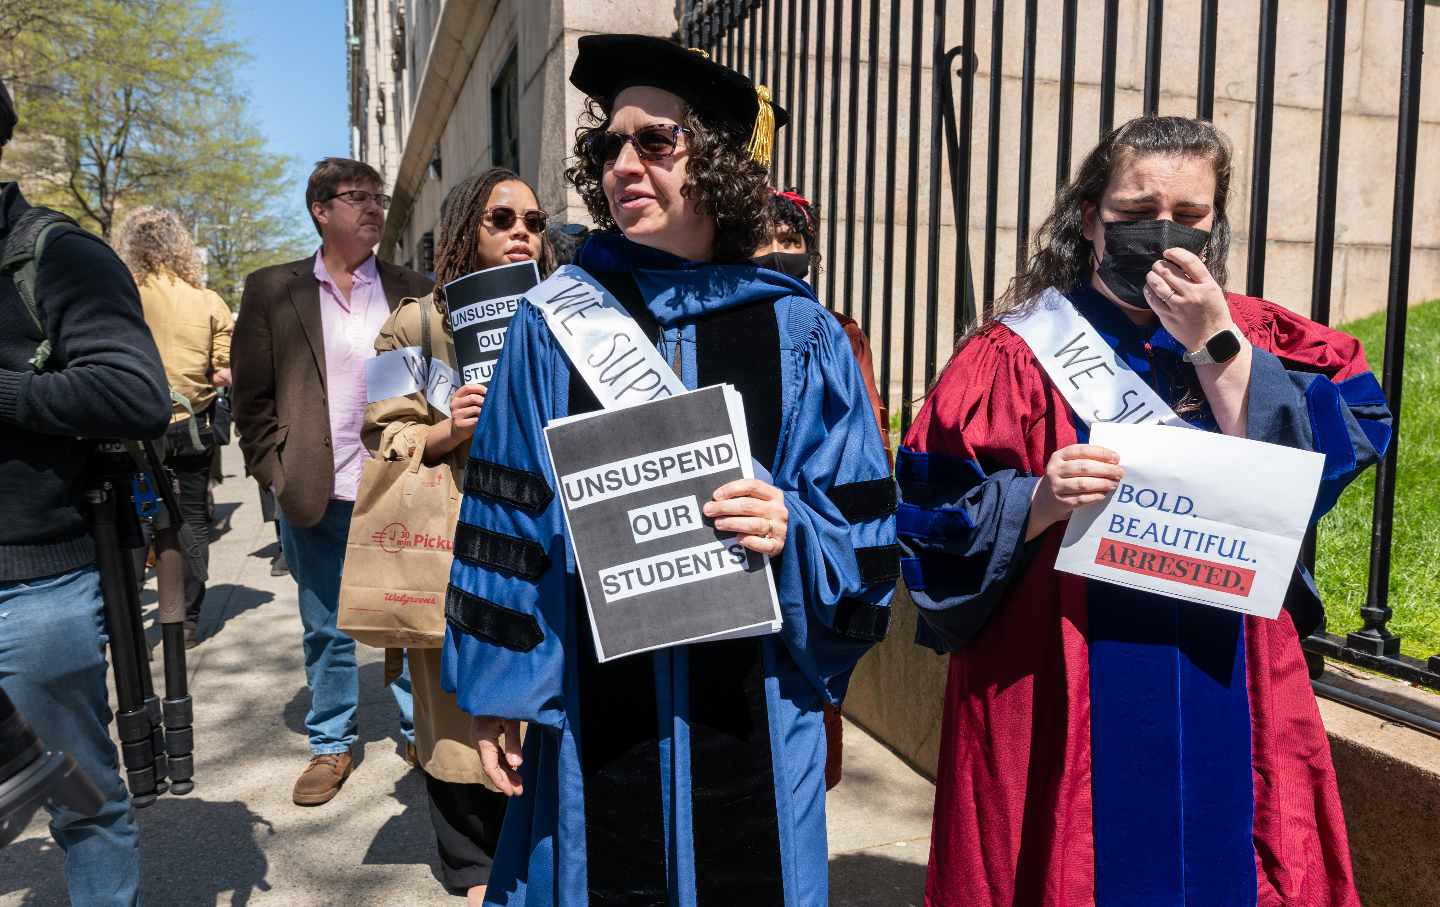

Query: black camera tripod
[87,439,200,806]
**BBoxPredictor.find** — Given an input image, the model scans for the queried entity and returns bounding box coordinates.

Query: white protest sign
[527,265,686,409]
[1055,422,1324,619]
[1004,288,1190,429]
[363,346,459,416]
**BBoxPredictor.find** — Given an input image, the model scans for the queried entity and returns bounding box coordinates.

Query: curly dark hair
[997,116,1233,321]
[564,98,771,263]
[767,188,822,277]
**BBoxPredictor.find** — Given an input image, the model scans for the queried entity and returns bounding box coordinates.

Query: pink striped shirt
[313,250,391,501]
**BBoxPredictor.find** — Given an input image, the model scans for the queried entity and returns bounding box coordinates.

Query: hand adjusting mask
[1095,219,1210,308]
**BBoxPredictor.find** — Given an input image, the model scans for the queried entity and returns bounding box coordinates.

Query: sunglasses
[485,206,548,234]
[591,124,693,164]
[325,189,391,210]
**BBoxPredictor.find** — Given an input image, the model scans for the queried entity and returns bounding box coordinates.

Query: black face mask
[750,251,811,282]
[1094,219,1210,308]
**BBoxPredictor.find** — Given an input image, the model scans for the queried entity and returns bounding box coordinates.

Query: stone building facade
[344,0,679,274]
[349,0,1436,335]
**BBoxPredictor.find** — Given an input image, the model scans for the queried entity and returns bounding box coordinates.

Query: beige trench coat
[362,294,490,787]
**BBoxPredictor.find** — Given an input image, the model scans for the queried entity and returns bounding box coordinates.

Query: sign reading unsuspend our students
[543,384,782,661]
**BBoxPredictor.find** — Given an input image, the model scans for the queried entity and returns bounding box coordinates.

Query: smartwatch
[1182,327,1243,366]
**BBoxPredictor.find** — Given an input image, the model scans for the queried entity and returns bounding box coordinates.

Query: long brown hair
[432,168,557,329]
[995,116,1233,324]
[922,117,1235,413]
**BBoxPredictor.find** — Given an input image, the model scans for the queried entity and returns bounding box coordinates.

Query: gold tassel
[748,85,775,169]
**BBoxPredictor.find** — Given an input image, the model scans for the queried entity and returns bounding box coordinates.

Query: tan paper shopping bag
[338,450,461,648]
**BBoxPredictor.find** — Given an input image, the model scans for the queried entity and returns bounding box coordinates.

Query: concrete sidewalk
[1,443,933,906]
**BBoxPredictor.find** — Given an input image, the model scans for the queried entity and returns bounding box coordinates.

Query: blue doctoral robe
[443,234,897,906]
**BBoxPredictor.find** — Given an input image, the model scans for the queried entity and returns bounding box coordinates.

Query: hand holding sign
[450,383,488,434]
[1054,422,1324,619]
[544,385,782,662]
[1027,444,1126,541]
[704,478,789,556]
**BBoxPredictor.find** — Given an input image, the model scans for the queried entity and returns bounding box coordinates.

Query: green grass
[1317,298,1440,657]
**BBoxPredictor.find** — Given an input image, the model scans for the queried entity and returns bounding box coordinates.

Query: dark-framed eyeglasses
[325,189,392,210]
[591,124,692,164]
[485,206,548,234]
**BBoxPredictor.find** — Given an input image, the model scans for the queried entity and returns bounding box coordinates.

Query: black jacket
[0,182,169,581]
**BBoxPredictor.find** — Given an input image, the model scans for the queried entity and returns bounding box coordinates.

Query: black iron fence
[678,1,1435,708]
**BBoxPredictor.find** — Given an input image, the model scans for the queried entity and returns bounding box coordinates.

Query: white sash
[526,265,686,409]
[1003,288,1189,429]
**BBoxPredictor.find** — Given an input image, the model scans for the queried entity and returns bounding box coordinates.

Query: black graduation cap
[569,34,788,168]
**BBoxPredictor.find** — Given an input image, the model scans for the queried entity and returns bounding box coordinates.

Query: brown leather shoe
[292,752,354,806]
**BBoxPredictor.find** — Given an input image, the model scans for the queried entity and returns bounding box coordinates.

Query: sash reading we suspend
[1002,287,1189,429]
[526,265,686,407]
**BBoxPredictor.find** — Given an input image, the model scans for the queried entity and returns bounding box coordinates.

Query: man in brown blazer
[232,158,431,806]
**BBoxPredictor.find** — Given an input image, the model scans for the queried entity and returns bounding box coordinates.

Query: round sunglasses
[591,124,693,164]
[484,206,548,234]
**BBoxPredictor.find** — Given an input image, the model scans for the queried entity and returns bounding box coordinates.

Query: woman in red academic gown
[898,116,1391,906]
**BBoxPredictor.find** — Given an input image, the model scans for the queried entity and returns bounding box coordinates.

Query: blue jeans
[278,499,413,754]
[0,567,142,906]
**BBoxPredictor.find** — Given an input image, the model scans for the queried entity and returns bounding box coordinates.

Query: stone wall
[360,1,1438,374]
[700,0,1440,414]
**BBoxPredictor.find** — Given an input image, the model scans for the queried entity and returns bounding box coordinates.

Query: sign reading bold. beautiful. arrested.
[1055,422,1325,619]
[446,260,540,387]
[543,384,782,662]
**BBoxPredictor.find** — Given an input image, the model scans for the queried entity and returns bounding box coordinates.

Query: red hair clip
[773,189,813,229]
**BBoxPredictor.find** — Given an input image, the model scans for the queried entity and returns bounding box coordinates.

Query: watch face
[1207,329,1242,363]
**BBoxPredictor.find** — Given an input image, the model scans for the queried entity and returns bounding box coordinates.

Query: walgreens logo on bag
[383,591,439,607]
[371,521,455,555]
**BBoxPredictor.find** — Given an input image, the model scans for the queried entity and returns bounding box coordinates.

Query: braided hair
[432,168,557,330]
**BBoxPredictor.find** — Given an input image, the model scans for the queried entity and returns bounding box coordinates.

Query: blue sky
[227,0,349,197]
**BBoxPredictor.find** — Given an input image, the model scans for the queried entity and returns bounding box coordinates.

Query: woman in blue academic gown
[442,35,898,906]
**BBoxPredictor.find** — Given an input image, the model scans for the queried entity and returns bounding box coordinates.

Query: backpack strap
[1,207,85,371]
[170,387,202,450]
[420,294,433,366]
